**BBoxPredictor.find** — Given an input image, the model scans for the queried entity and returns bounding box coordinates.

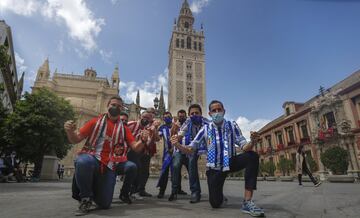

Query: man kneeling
[64,96,148,216]
[171,100,265,217]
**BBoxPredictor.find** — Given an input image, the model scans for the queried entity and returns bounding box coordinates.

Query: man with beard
[126,109,160,199]
[169,104,209,203]
[64,96,148,216]
[171,100,265,217]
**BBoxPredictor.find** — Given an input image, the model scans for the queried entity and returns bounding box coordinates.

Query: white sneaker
[131,193,144,201]
[315,181,322,187]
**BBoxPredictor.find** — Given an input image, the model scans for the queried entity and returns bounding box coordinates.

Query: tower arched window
[187,37,191,49]
[184,22,189,29]
[193,41,197,50]
[181,39,184,48]
[176,38,179,48]
[187,96,192,105]
[186,72,192,80]
[199,42,202,51]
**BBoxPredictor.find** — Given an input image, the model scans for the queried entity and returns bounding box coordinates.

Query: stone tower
[168,0,206,116]
[35,58,50,81]
[111,65,120,91]
[159,86,166,116]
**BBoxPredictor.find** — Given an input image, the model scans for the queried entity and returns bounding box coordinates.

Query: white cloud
[15,52,36,91]
[15,52,28,73]
[0,0,40,16]
[99,49,113,64]
[110,0,119,4]
[57,40,64,53]
[42,0,105,51]
[235,116,270,141]
[120,68,168,108]
[1,0,104,52]
[190,0,211,14]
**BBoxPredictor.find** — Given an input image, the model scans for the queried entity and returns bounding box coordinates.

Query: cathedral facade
[32,59,121,168]
[168,0,206,116]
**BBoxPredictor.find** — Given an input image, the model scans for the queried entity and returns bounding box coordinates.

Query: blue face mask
[211,112,224,124]
[164,117,172,125]
[190,115,202,125]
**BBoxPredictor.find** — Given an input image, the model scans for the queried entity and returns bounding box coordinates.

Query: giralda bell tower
[168,0,206,115]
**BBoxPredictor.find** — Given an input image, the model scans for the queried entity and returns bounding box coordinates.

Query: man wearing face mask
[119,111,129,126]
[171,100,265,217]
[64,96,148,216]
[126,110,160,199]
[169,104,209,203]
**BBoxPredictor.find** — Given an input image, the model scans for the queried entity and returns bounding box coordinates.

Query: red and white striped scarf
[80,114,128,167]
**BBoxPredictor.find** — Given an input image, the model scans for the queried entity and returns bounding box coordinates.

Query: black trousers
[206,151,259,208]
[298,161,317,185]
[127,150,151,193]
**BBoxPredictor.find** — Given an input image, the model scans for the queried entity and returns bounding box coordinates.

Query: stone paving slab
[0,179,359,218]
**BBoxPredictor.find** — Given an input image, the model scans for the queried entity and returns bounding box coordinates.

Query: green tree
[277,158,294,176]
[0,45,11,153]
[321,146,349,175]
[259,162,265,176]
[5,88,75,178]
[263,161,276,176]
[0,101,9,152]
[0,45,11,70]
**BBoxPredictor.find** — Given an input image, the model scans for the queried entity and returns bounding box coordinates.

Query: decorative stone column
[316,143,326,181]
[41,155,60,180]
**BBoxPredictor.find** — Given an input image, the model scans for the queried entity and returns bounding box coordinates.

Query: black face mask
[179,117,186,125]
[108,106,121,117]
[141,119,150,127]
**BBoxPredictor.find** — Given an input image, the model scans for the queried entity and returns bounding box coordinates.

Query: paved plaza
[0,178,359,218]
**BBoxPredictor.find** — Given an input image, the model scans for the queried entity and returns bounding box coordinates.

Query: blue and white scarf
[190,119,247,171]
[183,118,209,155]
[206,121,232,171]
[157,125,173,187]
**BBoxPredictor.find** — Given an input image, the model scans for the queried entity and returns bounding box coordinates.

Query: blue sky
[1,0,360,139]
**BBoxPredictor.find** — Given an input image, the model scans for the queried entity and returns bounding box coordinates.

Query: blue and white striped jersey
[189,119,247,171]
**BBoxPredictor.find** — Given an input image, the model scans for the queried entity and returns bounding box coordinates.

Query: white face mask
[211,112,225,124]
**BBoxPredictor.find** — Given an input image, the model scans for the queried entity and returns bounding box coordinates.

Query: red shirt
[79,116,135,169]
[127,120,157,156]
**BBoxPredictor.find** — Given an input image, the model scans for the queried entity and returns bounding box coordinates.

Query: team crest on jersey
[114,144,125,156]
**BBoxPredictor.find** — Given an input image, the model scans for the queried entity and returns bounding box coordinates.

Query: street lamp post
[153,95,160,118]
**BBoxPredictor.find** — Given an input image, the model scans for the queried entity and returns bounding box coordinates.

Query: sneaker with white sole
[131,193,144,201]
[75,198,92,216]
[241,200,265,217]
[315,181,322,187]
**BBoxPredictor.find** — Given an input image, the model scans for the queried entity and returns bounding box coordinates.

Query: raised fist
[153,119,161,128]
[64,120,76,132]
[140,129,150,142]
[170,135,179,146]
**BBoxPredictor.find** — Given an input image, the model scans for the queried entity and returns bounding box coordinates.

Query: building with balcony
[257,71,360,179]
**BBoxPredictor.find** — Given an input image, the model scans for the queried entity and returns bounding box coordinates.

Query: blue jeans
[188,153,201,195]
[115,160,137,195]
[171,152,200,195]
[74,154,116,209]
